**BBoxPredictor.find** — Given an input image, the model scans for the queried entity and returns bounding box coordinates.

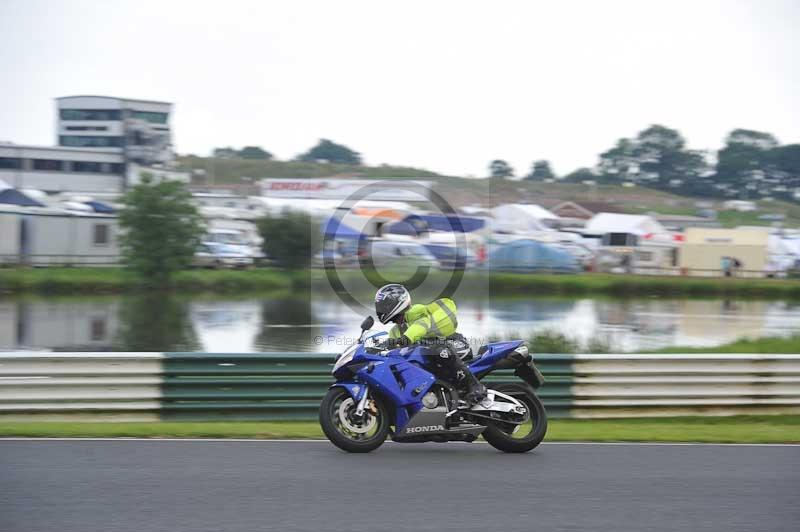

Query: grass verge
[0,267,301,295]
[647,335,800,353]
[487,272,800,299]
[3,268,800,299]
[507,330,800,354]
[1,416,797,443]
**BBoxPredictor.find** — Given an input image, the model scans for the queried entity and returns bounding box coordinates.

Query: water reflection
[0,299,120,351]
[0,295,799,353]
[116,294,200,352]
[255,292,320,352]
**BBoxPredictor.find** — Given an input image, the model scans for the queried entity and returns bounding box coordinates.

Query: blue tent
[84,200,115,213]
[0,188,45,207]
[402,214,485,233]
[320,217,365,259]
[382,220,421,236]
[485,239,579,273]
[322,217,364,240]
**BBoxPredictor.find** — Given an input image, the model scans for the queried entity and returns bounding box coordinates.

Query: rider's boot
[452,354,487,406]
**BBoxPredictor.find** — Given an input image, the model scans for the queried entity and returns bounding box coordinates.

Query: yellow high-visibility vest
[388,298,458,342]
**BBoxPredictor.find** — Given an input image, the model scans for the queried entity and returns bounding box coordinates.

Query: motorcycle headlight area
[333,344,359,372]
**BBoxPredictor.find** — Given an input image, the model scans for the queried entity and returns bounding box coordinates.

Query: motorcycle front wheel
[319,387,390,453]
[482,382,548,453]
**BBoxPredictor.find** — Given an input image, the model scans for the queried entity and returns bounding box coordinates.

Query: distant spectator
[721,256,732,277]
[620,254,632,274]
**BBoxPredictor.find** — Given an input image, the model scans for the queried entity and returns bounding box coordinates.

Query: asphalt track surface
[1,440,798,532]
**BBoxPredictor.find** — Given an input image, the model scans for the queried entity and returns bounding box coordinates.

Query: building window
[65,125,109,131]
[110,163,125,175]
[93,224,110,246]
[59,135,123,148]
[130,111,168,124]
[60,109,121,121]
[32,159,64,171]
[73,161,104,173]
[0,157,22,169]
[129,131,146,146]
[606,233,638,247]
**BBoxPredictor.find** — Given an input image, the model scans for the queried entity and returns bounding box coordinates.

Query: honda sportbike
[319,316,548,453]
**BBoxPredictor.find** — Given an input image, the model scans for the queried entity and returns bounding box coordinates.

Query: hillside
[177,155,445,182]
[177,156,800,227]
[431,180,800,227]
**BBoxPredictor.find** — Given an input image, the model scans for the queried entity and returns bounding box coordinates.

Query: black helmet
[375,284,411,324]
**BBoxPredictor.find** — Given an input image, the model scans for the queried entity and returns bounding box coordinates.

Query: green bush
[256,210,320,270]
[118,175,203,285]
[527,330,580,354]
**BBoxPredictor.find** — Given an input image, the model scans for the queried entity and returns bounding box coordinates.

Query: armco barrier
[0,352,798,421]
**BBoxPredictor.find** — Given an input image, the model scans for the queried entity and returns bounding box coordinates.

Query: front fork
[330,381,410,433]
[354,387,370,417]
[331,382,368,403]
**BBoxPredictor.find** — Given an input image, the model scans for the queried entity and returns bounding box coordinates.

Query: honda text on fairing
[318,316,548,453]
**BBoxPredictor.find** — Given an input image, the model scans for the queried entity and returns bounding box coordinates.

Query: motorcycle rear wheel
[482,382,547,453]
[319,387,390,453]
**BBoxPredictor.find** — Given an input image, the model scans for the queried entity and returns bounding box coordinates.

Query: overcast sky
[1,0,798,177]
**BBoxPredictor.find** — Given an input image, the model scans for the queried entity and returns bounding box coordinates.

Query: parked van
[204,229,262,258]
[360,240,440,270]
[193,242,254,269]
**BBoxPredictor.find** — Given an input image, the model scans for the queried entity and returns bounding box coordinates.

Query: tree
[489,159,514,178]
[562,167,596,183]
[238,146,273,160]
[525,160,555,180]
[715,129,780,189]
[118,174,204,285]
[212,147,238,159]
[598,125,707,187]
[726,129,779,149]
[711,130,800,200]
[598,138,639,181]
[769,144,800,197]
[297,139,362,165]
[256,209,321,269]
[769,144,800,177]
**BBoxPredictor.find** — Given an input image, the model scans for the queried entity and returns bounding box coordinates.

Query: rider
[374,284,487,405]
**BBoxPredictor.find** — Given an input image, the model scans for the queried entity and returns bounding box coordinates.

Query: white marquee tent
[491,203,558,233]
[585,213,667,236]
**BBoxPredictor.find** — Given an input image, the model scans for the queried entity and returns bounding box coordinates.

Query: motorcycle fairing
[330,381,368,402]
[468,340,524,376]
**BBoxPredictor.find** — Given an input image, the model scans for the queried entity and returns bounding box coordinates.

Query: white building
[0,144,126,193]
[491,203,559,233]
[586,213,677,274]
[585,213,667,237]
[57,95,174,165]
[0,206,120,266]
[0,95,187,194]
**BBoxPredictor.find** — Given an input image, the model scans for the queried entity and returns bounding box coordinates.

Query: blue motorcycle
[319,316,548,453]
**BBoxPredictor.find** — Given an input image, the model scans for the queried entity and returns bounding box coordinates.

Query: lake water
[1,294,799,353]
